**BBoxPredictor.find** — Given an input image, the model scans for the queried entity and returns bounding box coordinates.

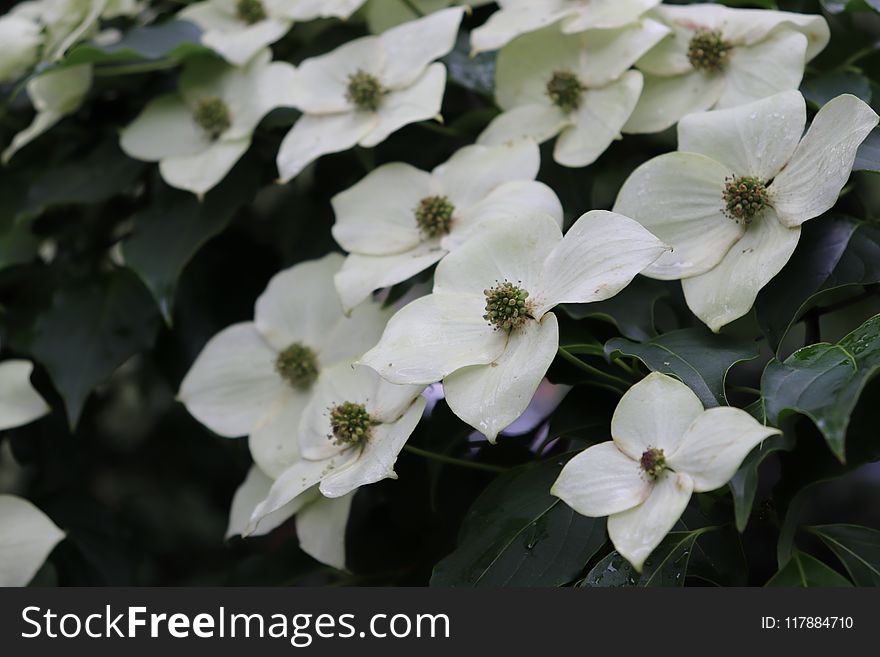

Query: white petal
[296,493,354,570]
[716,8,829,61]
[201,18,291,66]
[613,152,742,279]
[535,210,668,315]
[551,442,651,517]
[319,397,426,498]
[470,0,568,54]
[677,90,806,180]
[562,0,660,32]
[668,407,782,492]
[681,209,801,332]
[607,470,693,572]
[0,495,65,587]
[770,94,879,228]
[611,372,704,461]
[120,93,208,162]
[379,7,464,88]
[159,138,250,196]
[554,71,643,168]
[273,0,367,20]
[178,323,285,437]
[477,104,569,148]
[359,293,505,385]
[277,111,377,183]
[0,15,41,82]
[575,18,670,87]
[359,63,447,148]
[249,391,309,479]
[0,361,49,430]
[226,465,305,539]
[3,111,64,164]
[228,58,300,137]
[315,298,394,367]
[444,312,558,442]
[622,71,725,135]
[331,162,432,255]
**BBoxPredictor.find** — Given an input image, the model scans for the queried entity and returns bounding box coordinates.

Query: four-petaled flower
[552,372,780,571]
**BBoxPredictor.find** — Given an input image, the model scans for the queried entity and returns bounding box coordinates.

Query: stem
[729,385,761,396]
[400,0,426,18]
[557,348,631,391]
[402,445,508,474]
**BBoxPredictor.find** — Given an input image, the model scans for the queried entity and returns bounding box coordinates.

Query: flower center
[346,70,386,112]
[415,195,455,238]
[236,0,266,24]
[275,342,319,389]
[483,280,533,332]
[546,70,585,113]
[722,175,769,224]
[193,96,231,139]
[329,401,374,446]
[640,447,667,481]
[687,30,732,73]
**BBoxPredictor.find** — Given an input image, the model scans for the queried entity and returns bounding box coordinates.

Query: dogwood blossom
[331,140,562,311]
[471,0,661,54]
[614,91,878,331]
[120,49,296,196]
[478,20,669,167]
[181,0,367,66]
[360,211,668,440]
[625,4,829,134]
[275,7,463,182]
[552,373,780,571]
[11,0,106,62]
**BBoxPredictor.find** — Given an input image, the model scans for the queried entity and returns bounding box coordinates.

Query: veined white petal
[470,0,569,54]
[715,8,829,61]
[575,18,670,88]
[200,16,291,66]
[0,495,65,587]
[0,15,41,82]
[314,297,394,367]
[159,138,250,196]
[249,390,310,479]
[477,104,569,148]
[379,7,463,88]
[551,442,651,517]
[272,0,367,20]
[120,93,209,162]
[226,466,305,539]
[561,0,661,32]
[622,71,725,135]
[0,361,49,430]
[296,493,354,570]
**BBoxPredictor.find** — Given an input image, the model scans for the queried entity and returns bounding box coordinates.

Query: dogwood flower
[247,362,426,532]
[471,0,661,54]
[120,49,296,196]
[178,253,392,481]
[11,0,106,62]
[276,7,464,182]
[624,4,829,134]
[0,14,42,82]
[0,495,65,586]
[477,20,669,167]
[360,211,668,440]
[614,91,878,331]
[331,140,563,311]
[552,373,780,571]
[181,0,367,66]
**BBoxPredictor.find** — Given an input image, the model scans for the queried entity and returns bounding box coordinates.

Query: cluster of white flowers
[3,0,879,578]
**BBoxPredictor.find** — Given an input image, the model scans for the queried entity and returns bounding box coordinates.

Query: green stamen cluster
[415,195,455,238]
[275,342,319,389]
[346,70,386,112]
[329,401,374,446]
[546,70,585,113]
[236,0,267,24]
[640,448,667,481]
[193,96,231,139]
[723,175,769,224]
[687,30,732,73]
[483,281,532,332]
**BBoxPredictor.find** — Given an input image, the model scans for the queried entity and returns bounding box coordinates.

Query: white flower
[614,91,879,332]
[246,362,426,533]
[471,0,661,54]
[0,15,42,82]
[12,0,106,62]
[477,20,669,167]
[0,495,65,586]
[2,65,92,164]
[0,359,49,433]
[552,373,780,571]
[120,49,296,196]
[624,4,829,134]
[181,0,367,66]
[331,140,563,311]
[360,211,669,440]
[275,7,464,182]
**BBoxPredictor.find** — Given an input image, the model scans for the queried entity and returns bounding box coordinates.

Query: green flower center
[722,175,769,224]
[193,96,231,139]
[687,30,732,73]
[346,70,386,112]
[546,70,585,113]
[415,195,455,238]
[236,0,266,24]
[483,280,533,332]
[275,342,319,389]
[640,447,667,481]
[329,401,375,446]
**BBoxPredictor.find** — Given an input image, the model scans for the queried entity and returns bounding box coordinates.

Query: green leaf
[63,20,208,68]
[30,268,160,428]
[755,215,880,353]
[562,277,670,341]
[808,524,880,586]
[760,313,880,461]
[801,70,872,108]
[854,128,880,173]
[431,457,606,587]
[765,550,852,587]
[729,433,794,532]
[605,328,760,407]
